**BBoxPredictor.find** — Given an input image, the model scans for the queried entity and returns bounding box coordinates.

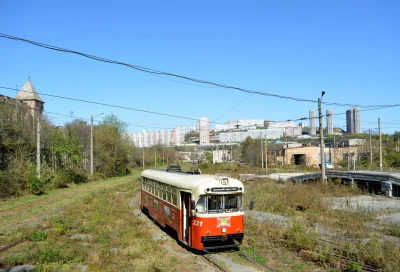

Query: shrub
[88,172,106,182]
[27,174,45,195]
[51,173,69,189]
[345,261,363,272]
[284,221,317,251]
[65,169,88,184]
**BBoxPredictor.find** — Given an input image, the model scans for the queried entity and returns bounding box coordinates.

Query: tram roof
[141,169,242,192]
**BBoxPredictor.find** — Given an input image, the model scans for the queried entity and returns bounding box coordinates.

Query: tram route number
[193,220,203,227]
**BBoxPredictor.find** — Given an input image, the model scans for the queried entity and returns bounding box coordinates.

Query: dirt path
[0,173,139,231]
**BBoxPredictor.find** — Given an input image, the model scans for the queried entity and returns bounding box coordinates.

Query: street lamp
[318,91,326,182]
[91,112,103,175]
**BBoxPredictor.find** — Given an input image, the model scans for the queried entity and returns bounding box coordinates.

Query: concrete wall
[285,146,330,166]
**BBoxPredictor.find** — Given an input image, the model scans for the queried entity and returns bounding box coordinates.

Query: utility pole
[90,116,94,175]
[90,113,103,175]
[347,154,350,170]
[36,116,41,179]
[260,132,264,169]
[231,145,233,164]
[318,91,326,182]
[369,128,373,165]
[333,134,336,167]
[142,148,145,170]
[265,137,268,172]
[154,147,157,166]
[379,118,382,171]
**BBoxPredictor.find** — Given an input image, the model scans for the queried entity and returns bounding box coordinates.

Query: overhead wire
[1,86,301,126]
[1,32,399,109]
[0,86,203,123]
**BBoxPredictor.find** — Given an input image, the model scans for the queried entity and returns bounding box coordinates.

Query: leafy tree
[100,114,128,134]
[241,136,262,166]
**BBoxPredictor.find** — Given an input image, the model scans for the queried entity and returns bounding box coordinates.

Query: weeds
[243,177,400,271]
[26,230,47,242]
[1,180,191,271]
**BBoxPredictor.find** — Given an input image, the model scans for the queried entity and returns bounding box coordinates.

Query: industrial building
[219,128,284,143]
[214,119,264,132]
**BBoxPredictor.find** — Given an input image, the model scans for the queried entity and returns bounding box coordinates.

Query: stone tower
[15,78,44,120]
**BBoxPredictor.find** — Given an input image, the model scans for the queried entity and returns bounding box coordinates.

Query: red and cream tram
[140,166,244,251]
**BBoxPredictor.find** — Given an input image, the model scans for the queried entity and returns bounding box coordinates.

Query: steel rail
[236,251,277,272]
[202,254,227,272]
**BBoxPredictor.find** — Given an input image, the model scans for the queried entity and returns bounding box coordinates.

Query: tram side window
[171,186,177,206]
[195,196,207,214]
[162,185,167,201]
[207,195,223,213]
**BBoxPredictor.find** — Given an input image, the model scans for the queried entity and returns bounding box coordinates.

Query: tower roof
[15,78,43,102]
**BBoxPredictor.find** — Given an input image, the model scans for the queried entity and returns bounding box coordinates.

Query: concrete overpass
[290,170,400,197]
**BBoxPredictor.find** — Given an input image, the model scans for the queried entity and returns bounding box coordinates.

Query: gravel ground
[326,195,400,212]
[245,210,289,227]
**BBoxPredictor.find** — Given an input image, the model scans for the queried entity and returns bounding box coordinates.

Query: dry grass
[243,178,400,271]
[0,178,196,271]
[0,174,138,231]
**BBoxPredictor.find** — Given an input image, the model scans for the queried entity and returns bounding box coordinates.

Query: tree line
[0,102,178,198]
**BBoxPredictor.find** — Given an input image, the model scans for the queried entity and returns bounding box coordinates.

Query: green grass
[0,179,195,271]
[0,173,140,231]
[242,177,400,271]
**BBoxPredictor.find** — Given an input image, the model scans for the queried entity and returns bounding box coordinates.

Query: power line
[0,86,202,123]
[1,32,399,109]
[335,117,400,125]
[1,85,306,126]
[212,94,253,122]
[45,111,178,130]
[284,104,400,123]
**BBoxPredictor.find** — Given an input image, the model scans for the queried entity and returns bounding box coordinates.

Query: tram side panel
[140,190,180,234]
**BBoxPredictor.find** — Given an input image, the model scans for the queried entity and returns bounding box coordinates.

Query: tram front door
[181,192,191,246]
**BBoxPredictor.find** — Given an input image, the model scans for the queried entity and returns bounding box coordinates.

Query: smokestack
[326,109,333,135]
[309,110,316,135]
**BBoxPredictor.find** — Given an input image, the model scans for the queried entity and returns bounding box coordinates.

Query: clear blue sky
[1,0,399,134]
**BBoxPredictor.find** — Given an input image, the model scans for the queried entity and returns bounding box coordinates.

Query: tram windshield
[195,194,242,214]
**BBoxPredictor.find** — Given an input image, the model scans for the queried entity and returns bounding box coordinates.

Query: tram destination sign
[211,187,238,192]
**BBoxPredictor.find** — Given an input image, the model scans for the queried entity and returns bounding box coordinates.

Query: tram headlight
[206,188,210,192]
[221,227,227,233]
[239,187,242,191]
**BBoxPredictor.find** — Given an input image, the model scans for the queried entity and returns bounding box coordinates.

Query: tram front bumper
[201,233,244,251]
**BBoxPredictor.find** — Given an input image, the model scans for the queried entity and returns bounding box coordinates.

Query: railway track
[235,251,276,272]
[0,238,26,253]
[203,250,276,272]
[202,254,227,272]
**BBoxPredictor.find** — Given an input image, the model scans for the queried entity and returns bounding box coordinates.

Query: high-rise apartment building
[199,117,210,146]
